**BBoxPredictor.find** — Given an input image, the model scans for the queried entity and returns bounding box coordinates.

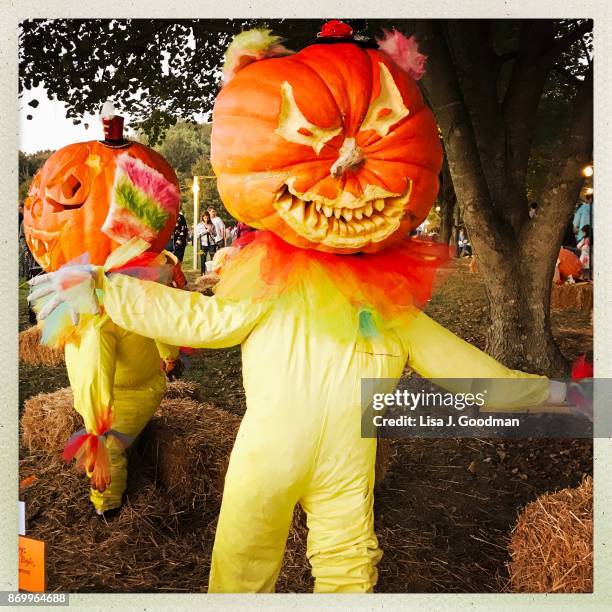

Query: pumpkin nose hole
[63,174,82,198]
[330,137,364,178]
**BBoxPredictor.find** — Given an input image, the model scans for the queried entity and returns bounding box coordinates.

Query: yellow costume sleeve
[100,273,269,349]
[64,315,117,433]
[401,311,551,410]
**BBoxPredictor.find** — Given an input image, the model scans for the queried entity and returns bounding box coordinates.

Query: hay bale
[140,399,242,510]
[19,452,213,593]
[144,398,397,508]
[551,282,593,312]
[21,380,201,456]
[23,380,396,499]
[21,387,81,455]
[165,379,201,402]
[19,326,64,366]
[19,448,309,593]
[508,476,592,593]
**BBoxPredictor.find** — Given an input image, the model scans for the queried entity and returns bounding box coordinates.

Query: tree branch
[521,63,593,267]
[443,20,509,216]
[502,21,555,212]
[552,65,583,86]
[538,20,593,66]
[496,51,518,66]
[413,21,511,261]
[580,35,592,67]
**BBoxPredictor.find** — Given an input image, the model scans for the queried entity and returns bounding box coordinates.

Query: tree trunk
[413,21,592,376]
[477,252,566,375]
[439,157,456,245]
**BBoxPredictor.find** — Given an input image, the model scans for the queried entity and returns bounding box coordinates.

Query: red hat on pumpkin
[100,101,125,143]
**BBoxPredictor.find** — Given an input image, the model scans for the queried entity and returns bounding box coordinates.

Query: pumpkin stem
[330,137,364,178]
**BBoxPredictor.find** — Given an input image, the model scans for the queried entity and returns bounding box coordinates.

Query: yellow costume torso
[63,313,175,511]
[99,270,550,591]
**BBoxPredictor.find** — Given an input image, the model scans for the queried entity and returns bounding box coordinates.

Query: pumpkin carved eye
[45,165,92,212]
[62,173,82,199]
[359,62,410,137]
[275,81,342,154]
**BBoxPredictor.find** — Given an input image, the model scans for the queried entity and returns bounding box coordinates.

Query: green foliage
[19,149,52,204]
[485,20,592,203]
[526,20,592,202]
[18,18,370,143]
[425,207,441,231]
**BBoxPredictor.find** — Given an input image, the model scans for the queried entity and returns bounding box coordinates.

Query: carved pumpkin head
[211,27,442,254]
[23,140,180,271]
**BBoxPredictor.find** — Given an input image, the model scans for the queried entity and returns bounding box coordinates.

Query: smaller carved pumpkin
[23,141,179,271]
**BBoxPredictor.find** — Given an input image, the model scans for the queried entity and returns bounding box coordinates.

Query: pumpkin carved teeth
[272,181,413,249]
[25,228,62,266]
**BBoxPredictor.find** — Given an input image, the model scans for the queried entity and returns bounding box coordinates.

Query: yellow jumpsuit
[64,314,178,512]
[96,270,553,593]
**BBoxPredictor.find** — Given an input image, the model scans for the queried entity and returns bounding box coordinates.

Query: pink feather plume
[376,29,427,80]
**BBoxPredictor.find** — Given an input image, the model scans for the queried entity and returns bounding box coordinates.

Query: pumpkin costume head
[23,105,180,271]
[211,21,442,254]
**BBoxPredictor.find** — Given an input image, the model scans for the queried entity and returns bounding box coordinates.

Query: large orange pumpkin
[23,141,179,271]
[211,40,442,254]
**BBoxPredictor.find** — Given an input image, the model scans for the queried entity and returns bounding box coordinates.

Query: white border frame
[1,2,610,609]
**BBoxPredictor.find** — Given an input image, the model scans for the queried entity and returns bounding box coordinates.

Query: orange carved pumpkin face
[211,42,442,253]
[23,141,179,271]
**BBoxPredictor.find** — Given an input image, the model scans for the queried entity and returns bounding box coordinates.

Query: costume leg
[89,383,165,512]
[301,434,381,593]
[208,411,305,592]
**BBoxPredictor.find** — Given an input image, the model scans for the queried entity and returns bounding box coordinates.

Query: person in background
[208,207,226,250]
[195,211,218,272]
[172,208,189,262]
[528,201,538,219]
[573,194,592,242]
[457,227,472,257]
[577,224,591,280]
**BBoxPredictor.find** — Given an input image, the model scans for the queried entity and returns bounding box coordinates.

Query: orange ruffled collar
[215,231,448,323]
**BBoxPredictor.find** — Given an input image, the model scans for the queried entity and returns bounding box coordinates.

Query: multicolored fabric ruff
[102,153,180,244]
[215,230,448,339]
